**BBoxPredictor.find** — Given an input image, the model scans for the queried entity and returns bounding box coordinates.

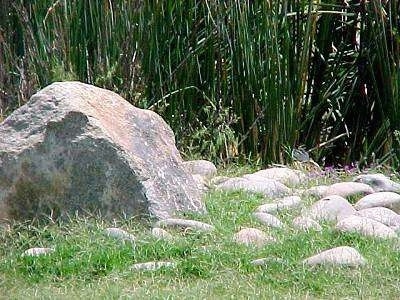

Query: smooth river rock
[154,218,214,232]
[356,207,400,227]
[354,174,400,192]
[323,182,374,198]
[354,192,400,213]
[336,215,397,239]
[251,167,306,186]
[303,246,366,267]
[304,195,355,222]
[233,228,276,247]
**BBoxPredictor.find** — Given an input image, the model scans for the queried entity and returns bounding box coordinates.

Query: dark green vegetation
[1,1,400,166]
[1,186,400,298]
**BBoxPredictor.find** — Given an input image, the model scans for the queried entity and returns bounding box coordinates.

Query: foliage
[0,0,399,167]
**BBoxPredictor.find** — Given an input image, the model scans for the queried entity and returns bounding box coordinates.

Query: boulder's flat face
[0,81,205,221]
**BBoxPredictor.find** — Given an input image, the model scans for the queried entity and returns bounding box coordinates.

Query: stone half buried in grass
[355,207,400,227]
[154,218,215,233]
[216,176,290,198]
[183,159,217,179]
[303,246,366,268]
[250,167,307,186]
[256,196,302,214]
[151,227,173,240]
[253,212,283,229]
[292,216,322,232]
[233,227,276,247]
[104,227,135,242]
[336,215,397,239]
[0,81,205,222]
[354,192,400,213]
[303,195,355,222]
[130,261,176,272]
[323,182,374,198]
[354,173,400,192]
[22,247,55,257]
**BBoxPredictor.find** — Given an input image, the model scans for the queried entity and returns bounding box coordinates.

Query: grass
[1,171,400,299]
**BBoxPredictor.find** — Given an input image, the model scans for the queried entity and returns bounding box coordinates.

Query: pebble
[354,192,400,213]
[304,195,355,222]
[233,228,276,247]
[292,216,322,231]
[253,212,283,228]
[104,227,135,242]
[323,182,374,198]
[303,246,366,267]
[22,247,55,257]
[336,215,397,239]
[131,261,176,271]
[155,218,215,232]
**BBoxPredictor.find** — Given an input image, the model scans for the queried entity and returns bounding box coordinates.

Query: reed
[0,0,399,167]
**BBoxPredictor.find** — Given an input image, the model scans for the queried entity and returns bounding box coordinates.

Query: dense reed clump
[0,0,399,167]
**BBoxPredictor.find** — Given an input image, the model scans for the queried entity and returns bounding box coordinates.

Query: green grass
[1,183,400,299]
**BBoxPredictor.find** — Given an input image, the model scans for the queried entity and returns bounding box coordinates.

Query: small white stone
[336,215,397,239]
[233,228,276,247]
[354,174,400,192]
[151,227,173,240]
[104,227,135,242]
[22,247,55,257]
[155,218,214,232]
[304,195,355,222]
[216,177,290,198]
[323,182,374,198]
[355,192,400,213]
[303,246,366,267]
[253,212,283,228]
[131,261,176,271]
[250,256,286,266]
[183,159,217,179]
[256,196,302,214]
[304,185,329,198]
[251,167,306,186]
[292,216,322,231]
[356,207,400,227]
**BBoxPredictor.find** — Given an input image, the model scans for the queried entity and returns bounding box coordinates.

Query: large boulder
[0,82,205,221]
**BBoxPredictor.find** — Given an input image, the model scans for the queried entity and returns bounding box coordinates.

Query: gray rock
[336,215,397,239]
[104,227,135,242]
[131,261,176,271]
[292,216,322,231]
[0,82,205,221]
[356,207,400,227]
[250,256,286,266]
[151,227,173,240]
[216,177,290,198]
[154,218,214,232]
[253,212,283,228]
[354,192,400,213]
[304,195,355,222]
[354,174,400,192]
[323,182,374,198]
[209,176,230,186]
[256,196,302,214]
[303,246,366,267]
[250,167,306,186]
[183,160,217,179]
[304,185,329,198]
[22,247,55,257]
[233,228,276,247]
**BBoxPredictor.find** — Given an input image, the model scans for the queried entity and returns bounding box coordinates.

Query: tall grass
[0,0,399,167]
